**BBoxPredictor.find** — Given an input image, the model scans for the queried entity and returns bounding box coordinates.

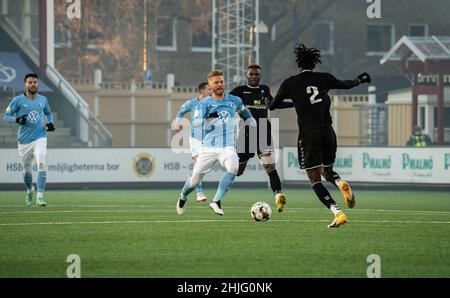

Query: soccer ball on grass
[250,201,272,221]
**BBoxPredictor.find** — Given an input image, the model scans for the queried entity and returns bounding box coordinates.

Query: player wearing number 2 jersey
[267,44,371,228]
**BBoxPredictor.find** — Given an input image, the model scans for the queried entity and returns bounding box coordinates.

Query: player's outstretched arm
[173,99,193,131]
[3,99,22,123]
[329,72,371,89]
[265,91,294,109]
[267,80,290,111]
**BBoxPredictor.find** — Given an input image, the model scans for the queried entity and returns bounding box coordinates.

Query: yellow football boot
[275,193,287,213]
[338,180,355,208]
[327,211,347,228]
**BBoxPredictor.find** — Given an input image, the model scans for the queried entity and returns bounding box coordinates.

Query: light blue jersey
[176,97,202,137]
[3,93,53,144]
[193,94,254,149]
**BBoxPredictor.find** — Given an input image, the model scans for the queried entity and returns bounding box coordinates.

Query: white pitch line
[0,219,449,227]
[1,205,450,216]
[0,209,176,215]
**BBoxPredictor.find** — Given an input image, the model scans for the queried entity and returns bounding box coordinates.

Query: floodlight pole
[212,0,260,89]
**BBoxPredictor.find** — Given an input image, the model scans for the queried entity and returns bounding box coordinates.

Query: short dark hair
[198,82,209,93]
[24,73,39,82]
[247,64,261,70]
[294,44,321,70]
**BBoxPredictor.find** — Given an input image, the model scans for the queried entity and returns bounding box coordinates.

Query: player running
[173,82,211,202]
[266,44,371,227]
[231,64,293,213]
[3,73,56,207]
[176,70,256,216]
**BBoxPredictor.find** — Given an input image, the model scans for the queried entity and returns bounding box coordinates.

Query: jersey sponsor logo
[27,111,40,123]
[246,105,267,110]
[132,152,156,178]
[218,111,231,124]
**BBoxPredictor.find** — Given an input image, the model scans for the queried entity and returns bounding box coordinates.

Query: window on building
[433,107,450,128]
[409,24,428,37]
[55,24,73,48]
[367,24,394,54]
[419,106,426,130]
[156,16,177,51]
[192,17,212,52]
[314,22,334,55]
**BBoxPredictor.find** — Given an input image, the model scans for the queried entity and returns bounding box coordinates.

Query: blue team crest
[218,111,230,124]
[27,111,40,123]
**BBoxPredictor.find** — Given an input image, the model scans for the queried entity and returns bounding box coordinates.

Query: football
[250,201,272,221]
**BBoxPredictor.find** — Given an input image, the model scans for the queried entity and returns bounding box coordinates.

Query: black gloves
[357,72,371,84]
[16,115,27,125]
[46,123,55,132]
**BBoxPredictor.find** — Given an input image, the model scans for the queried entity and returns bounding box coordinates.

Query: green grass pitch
[0,187,449,277]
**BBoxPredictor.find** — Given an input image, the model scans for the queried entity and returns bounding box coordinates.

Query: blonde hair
[207,70,224,81]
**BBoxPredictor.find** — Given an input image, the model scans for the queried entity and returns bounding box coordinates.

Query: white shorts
[193,147,238,174]
[18,137,47,171]
[189,137,202,158]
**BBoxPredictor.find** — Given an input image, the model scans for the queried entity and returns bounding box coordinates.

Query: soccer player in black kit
[266,44,371,227]
[231,64,294,213]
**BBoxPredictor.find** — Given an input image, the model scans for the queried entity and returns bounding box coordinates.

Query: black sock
[323,170,341,188]
[267,169,282,194]
[312,182,337,209]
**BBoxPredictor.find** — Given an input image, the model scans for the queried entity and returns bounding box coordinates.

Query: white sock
[330,204,341,215]
[37,192,44,198]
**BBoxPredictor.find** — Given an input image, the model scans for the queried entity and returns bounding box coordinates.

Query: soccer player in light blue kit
[176,70,256,216]
[3,73,55,207]
[173,82,210,203]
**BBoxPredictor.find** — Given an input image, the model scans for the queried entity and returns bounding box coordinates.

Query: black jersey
[269,71,359,134]
[230,84,272,120]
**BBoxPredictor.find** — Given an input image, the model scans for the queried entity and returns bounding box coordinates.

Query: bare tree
[259,0,335,84]
[55,0,144,82]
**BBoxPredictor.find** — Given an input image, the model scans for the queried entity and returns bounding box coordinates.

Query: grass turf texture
[0,188,449,277]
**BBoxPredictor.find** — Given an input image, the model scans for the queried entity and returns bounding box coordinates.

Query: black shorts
[297,126,337,170]
[237,119,273,163]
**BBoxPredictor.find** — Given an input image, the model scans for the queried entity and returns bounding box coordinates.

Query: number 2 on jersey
[307,86,322,104]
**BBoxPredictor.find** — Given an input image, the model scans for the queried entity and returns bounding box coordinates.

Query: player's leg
[322,166,355,208]
[192,156,207,203]
[195,182,207,202]
[209,149,239,215]
[259,151,286,213]
[177,151,215,214]
[34,138,47,206]
[190,138,207,202]
[236,152,252,176]
[306,168,347,228]
[322,127,355,208]
[301,130,346,227]
[18,142,34,206]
